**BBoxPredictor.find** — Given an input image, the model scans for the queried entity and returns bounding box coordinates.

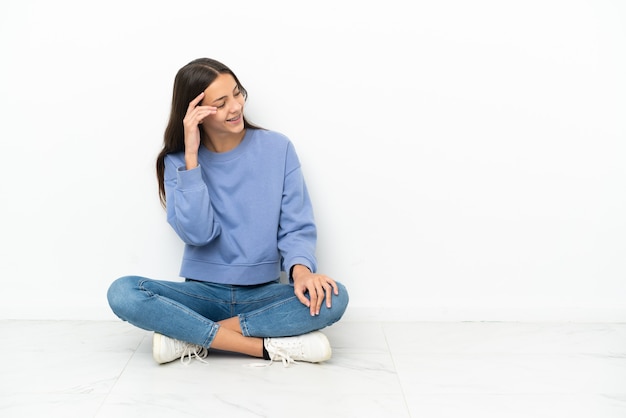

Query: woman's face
[199,73,246,137]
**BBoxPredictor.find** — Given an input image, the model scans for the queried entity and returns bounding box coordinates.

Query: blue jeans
[107,276,349,348]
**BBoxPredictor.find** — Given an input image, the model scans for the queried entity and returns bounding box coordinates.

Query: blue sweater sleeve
[277,142,318,278]
[164,156,221,246]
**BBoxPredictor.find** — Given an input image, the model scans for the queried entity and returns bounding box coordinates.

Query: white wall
[1,0,625,321]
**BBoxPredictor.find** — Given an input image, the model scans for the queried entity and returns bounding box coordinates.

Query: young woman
[107,58,348,365]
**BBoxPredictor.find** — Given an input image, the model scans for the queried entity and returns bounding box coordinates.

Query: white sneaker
[152,333,208,365]
[264,331,332,367]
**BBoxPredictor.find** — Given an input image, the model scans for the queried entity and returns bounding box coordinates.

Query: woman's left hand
[291,265,339,316]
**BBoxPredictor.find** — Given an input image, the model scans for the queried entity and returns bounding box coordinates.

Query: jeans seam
[239,314,250,337]
[239,295,301,337]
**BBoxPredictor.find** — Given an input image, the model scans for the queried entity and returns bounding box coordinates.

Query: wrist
[291,264,311,281]
[185,153,198,170]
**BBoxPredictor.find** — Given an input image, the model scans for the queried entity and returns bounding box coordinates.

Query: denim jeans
[107,276,349,348]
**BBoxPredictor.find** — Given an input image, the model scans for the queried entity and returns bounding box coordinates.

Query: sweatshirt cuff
[287,257,316,282]
[176,164,204,189]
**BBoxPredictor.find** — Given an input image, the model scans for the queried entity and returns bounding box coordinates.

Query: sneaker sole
[309,331,332,362]
[152,332,168,364]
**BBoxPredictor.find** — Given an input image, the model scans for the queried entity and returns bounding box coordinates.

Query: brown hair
[156,58,260,207]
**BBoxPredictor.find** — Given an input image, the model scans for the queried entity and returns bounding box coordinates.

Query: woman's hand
[182,92,217,169]
[292,265,340,316]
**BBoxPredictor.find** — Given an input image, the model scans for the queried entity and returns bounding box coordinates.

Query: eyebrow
[211,84,240,104]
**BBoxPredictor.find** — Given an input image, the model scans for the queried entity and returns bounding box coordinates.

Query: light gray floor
[1,319,625,417]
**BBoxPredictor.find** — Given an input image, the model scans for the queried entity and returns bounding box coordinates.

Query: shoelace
[243,350,298,368]
[268,348,297,367]
[262,338,304,367]
[179,344,209,365]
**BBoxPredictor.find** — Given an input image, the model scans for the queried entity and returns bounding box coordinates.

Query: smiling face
[199,73,246,140]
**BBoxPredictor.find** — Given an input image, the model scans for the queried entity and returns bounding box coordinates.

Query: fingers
[194,107,216,125]
[292,273,340,316]
[311,280,337,316]
[326,281,338,308]
[189,91,205,108]
[184,92,217,126]
[296,283,324,316]
[190,105,217,125]
[308,287,320,316]
[294,287,310,308]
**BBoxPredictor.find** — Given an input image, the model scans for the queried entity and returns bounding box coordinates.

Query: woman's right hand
[182,92,217,169]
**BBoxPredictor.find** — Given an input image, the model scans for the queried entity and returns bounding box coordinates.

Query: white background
[1,0,624,321]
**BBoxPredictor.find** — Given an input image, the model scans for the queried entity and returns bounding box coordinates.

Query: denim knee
[330,281,349,323]
[106,275,141,320]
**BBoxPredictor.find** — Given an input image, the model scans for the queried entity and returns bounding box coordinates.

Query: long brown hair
[156,58,260,207]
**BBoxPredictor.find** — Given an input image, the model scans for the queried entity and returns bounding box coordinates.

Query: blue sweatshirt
[163,128,317,285]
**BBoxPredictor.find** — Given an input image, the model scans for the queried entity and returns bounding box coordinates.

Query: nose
[228,95,244,113]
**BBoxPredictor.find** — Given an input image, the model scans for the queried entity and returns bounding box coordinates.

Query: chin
[231,121,245,132]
